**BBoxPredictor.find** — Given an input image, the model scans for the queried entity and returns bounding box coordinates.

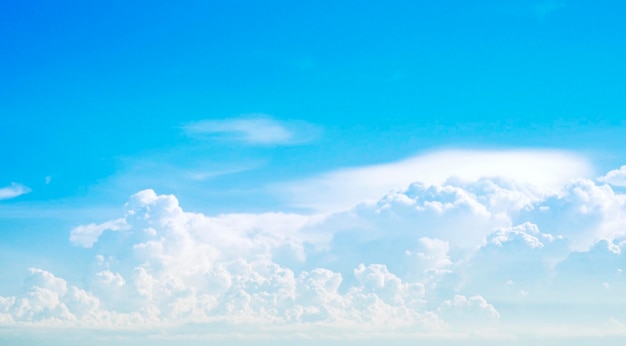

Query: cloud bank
[2,151,626,344]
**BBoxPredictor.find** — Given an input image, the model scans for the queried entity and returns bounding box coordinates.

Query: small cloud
[45,176,52,184]
[184,115,320,145]
[0,182,31,200]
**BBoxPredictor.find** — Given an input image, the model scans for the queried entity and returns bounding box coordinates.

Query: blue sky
[2,0,626,344]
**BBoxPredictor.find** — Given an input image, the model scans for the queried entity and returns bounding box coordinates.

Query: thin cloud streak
[184,115,320,145]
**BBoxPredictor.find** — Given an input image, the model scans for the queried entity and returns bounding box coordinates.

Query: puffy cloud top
[4,164,626,342]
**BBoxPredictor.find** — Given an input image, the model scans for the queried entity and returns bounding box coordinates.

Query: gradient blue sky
[2,1,626,344]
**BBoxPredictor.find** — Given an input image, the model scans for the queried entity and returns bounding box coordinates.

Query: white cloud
[7,160,626,342]
[0,182,31,200]
[7,268,99,324]
[69,218,130,248]
[1,189,441,331]
[352,263,425,309]
[184,115,320,145]
[271,149,592,212]
[522,179,626,251]
[313,180,507,255]
[437,295,500,325]
[416,237,452,270]
[599,165,626,187]
[488,222,549,249]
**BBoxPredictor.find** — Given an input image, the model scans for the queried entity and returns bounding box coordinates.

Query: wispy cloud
[0,182,31,200]
[185,165,257,181]
[184,115,320,145]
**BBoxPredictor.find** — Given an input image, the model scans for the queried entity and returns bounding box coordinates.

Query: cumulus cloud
[5,160,626,342]
[520,179,626,251]
[0,182,31,200]
[0,189,441,333]
[271,149,592,212]
[184,115,320,145]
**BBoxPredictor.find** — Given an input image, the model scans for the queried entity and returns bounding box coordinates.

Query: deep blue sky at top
[2,0,626,208]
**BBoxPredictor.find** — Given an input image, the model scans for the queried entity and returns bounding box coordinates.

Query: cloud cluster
[2,162,626,341]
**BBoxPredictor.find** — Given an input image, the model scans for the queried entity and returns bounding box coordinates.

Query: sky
[2,0,626,344]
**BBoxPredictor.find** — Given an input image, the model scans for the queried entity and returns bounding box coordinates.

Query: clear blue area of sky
[2,0,626,198]
[1,1,626,290]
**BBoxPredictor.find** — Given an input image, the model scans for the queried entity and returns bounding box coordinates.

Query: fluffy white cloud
[0,190,444,334]
[599,165,626,187]
[5,162,626,342]
[521,179,626,251]
[5,268,101,324]
[0,182,30,200]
